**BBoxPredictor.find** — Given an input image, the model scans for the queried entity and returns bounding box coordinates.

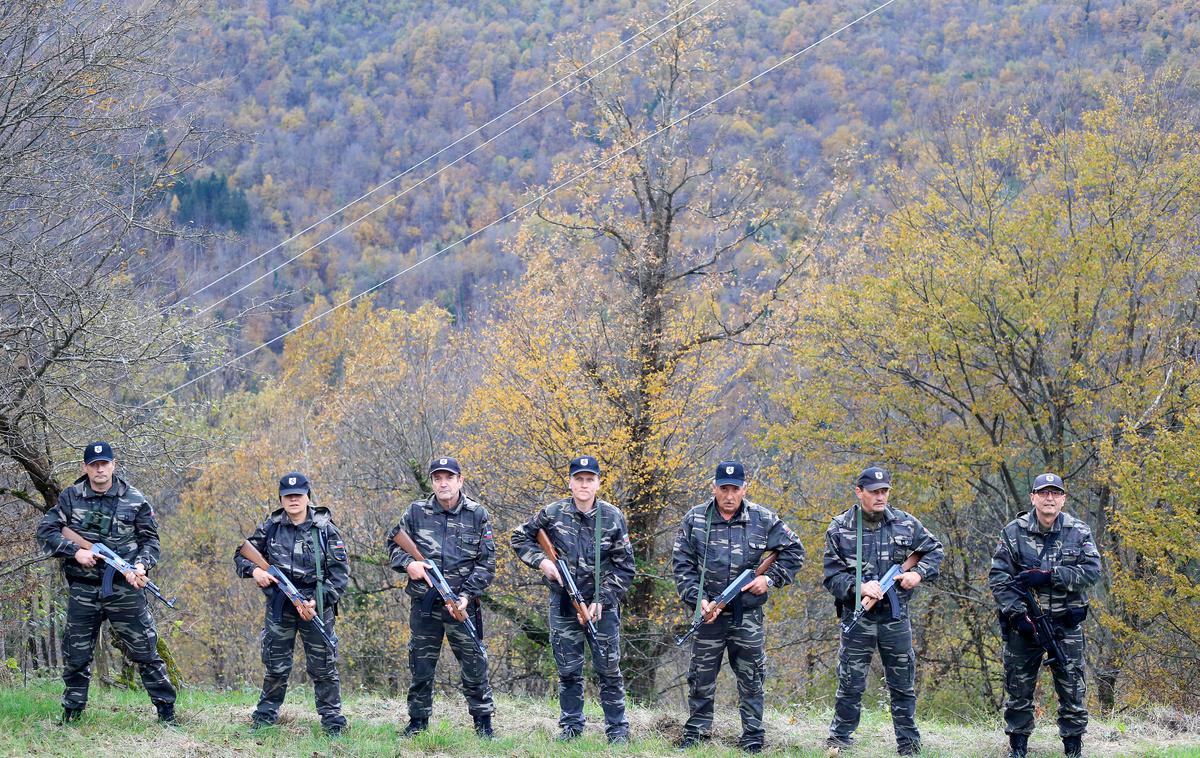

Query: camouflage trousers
[253,604,345,730]
[408,601,494,719]
[1003,625,1087,738]
[548,595,628,737]
[830,608,920,750]
[683,605,766,746]
[61,580,176,711]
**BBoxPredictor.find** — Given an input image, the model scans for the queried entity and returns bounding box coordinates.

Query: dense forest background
[3,0,1200,724]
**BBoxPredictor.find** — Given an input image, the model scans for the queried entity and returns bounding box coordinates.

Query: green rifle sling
[594,501,603,607]
[311,526,325,619]
[854,503,862,615]
[692,502,715,624]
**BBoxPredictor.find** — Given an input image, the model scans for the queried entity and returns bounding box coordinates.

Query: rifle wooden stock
[392,529,467,621]
[856,550,922,614]
[237,539,271,572]
[61,526,94,551]
[535,528,561,565]
[702,550,778,623]
[536,528,594,625]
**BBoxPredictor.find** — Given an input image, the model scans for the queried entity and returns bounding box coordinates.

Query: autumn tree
[459,0,811,700]
[761,72,1200,712]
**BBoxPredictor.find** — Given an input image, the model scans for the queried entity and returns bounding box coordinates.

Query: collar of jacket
[422,493,474,516]
[708,497,751,524]
[268,504,333,528]
[834,503,898,527]
[1019,509,1065,535]
[71,474,129,499]
[563,498,608,519]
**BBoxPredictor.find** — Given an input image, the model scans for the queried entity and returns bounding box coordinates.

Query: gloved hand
[1017,569,1052,588]
[1012,612,1036,638]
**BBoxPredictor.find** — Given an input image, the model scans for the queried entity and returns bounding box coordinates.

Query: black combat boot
[1063,735,1083,758]
[674,733,707,750]
[401,717,428,737]
[60,708,83,725]
[156,703,179,726]
[557,726,583,742]
[1008,733,1028,758]
[473,714,494,739]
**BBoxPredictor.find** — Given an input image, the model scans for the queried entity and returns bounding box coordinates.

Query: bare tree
[0,0,232,678]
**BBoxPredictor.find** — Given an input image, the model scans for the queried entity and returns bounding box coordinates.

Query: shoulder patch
[330,538,348,561]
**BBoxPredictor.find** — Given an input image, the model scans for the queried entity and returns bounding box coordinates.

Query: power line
[174,0,710,310]
[190,0,725,320]
[143,0,901,408]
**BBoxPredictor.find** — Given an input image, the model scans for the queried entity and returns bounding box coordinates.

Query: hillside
[171,0,1200,327]
[2,681,1198,757]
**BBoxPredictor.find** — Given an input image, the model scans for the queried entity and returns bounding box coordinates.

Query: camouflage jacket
[822,505,944,612]
[988,510,1101,618]
[37,475,161,584]
[510,498,636,607]
[386,493,496,601]
[672,498,806,611]
[234,505,350,607]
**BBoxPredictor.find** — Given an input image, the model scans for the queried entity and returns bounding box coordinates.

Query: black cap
[429,457,461,475]
[278,472,310,497]
[856,466,891,492]
[714,460,746,487]
[1031,472,1065,492]
[569,455,601,477]
[83,441,114,464]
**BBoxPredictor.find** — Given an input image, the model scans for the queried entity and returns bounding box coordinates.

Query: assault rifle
[1018,584,1073,676]
[675,551,778,646]
[238,540,335,647]
[536,529,602,651]
[61,527,176,608]
[392,529,484,654]
[841,551,922,635]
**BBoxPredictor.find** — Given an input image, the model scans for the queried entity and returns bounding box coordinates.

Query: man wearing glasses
[989,473,1102,758]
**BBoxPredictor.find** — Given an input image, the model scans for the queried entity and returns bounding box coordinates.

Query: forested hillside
[171,0,1197,334]
[3,0,1200,738]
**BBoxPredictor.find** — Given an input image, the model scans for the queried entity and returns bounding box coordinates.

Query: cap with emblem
[714,460,746,487]
[1031,472,1065,493]
[429,456,461,475]
[856,466,891,492]
[278,472,310,497]
[569,455,601,477]
[83,441,114,464]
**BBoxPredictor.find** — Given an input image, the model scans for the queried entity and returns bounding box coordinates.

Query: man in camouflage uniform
[387,456,496,738]
[824,466,944,756]
[511,455,636,744]
[36,441,178,725]
[988,473,1101,758]
[234,472,350,735]
[672,460,806,754]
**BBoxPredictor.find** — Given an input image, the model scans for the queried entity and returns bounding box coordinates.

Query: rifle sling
[693,503,714,624]
[311,528,325,618]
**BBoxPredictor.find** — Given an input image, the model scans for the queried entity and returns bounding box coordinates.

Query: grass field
[1,679,1198,757]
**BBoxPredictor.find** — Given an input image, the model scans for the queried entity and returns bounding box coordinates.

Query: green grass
[0,678,1197,757]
